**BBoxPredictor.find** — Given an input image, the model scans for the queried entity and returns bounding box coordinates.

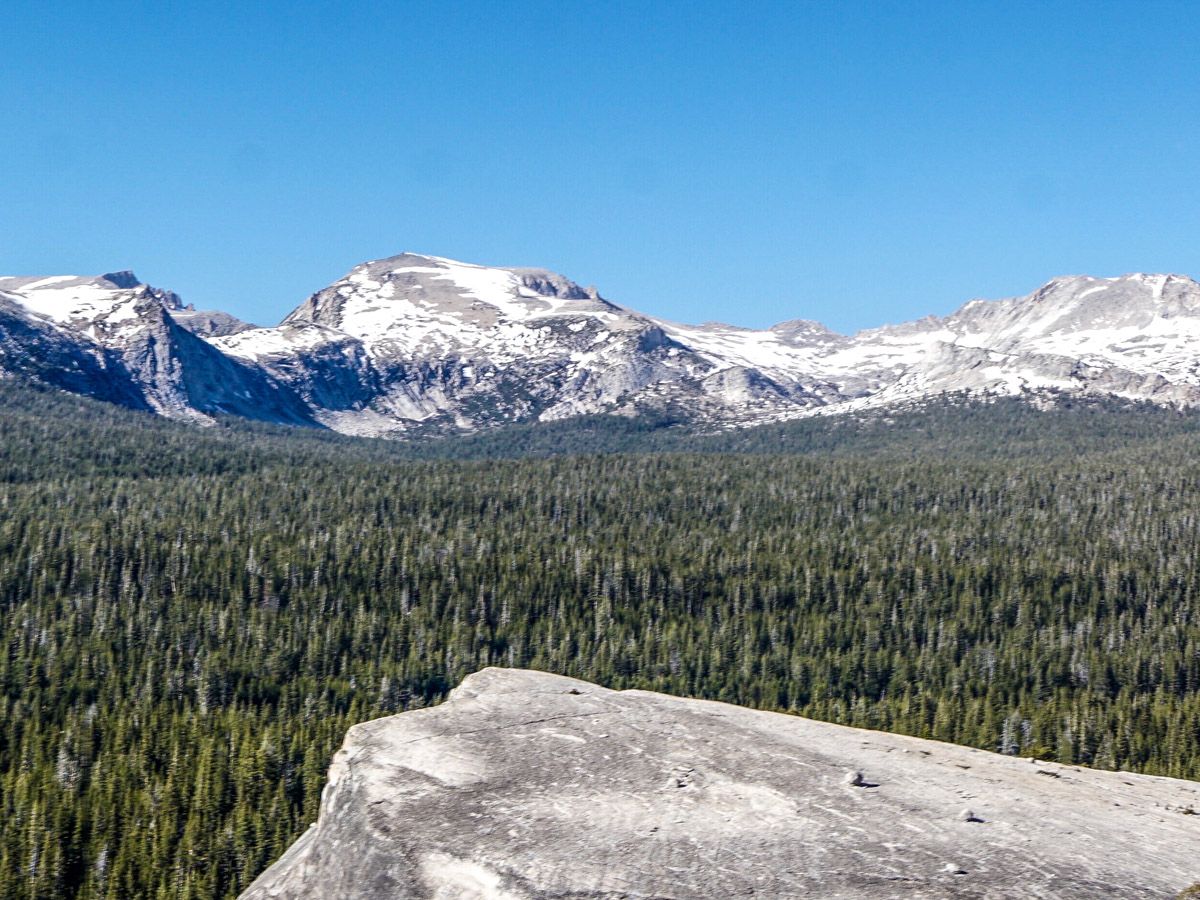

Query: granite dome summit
[240,668,1200,899]
[2,256,1199,435]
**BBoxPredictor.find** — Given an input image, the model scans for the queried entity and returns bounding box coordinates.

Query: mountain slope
[0,288,152,409]
[823,273,1200,411]
[3,258,1199,435]
[0,272,313,425]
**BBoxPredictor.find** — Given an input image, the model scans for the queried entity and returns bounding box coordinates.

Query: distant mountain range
[2,255,1198,435]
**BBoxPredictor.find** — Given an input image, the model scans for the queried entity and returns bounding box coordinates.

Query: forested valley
[3,380,1200,898]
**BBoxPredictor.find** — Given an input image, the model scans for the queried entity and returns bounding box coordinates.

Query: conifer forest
[3,380,1200,898]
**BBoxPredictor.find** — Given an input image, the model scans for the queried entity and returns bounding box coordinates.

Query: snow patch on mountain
[0,272,178,340]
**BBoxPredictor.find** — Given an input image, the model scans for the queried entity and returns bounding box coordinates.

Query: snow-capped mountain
[0,272,312,424]
[2,256,1199,435]
[209,253,820,434]
[819,272,1200,412]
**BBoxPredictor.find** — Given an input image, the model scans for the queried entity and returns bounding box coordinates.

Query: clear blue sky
[3,1,1198,333]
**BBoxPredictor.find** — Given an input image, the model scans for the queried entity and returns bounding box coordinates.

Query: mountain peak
[283,252,620,339]
[100,271,141,289]
[357,251,453,273]
[1031,272,1198,297]
[0,272,185,329]
[769,318,843,338]
[356,253,604,300]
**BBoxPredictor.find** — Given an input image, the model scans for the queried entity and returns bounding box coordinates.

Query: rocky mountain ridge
[2,258,1198,435]
[241,668,1200,899]
[0,272,312,424]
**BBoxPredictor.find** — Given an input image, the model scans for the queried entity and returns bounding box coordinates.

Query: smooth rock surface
[242,668,1200,899]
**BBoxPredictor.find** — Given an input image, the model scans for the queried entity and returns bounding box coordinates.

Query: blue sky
[3,1,1198,333]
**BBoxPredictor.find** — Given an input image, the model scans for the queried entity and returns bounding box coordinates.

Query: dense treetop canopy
[2,380,1199,898]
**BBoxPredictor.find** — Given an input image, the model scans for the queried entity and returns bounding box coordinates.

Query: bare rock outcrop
[245,667,1200,898]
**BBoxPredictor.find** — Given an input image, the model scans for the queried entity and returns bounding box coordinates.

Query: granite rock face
[241,668,1200,899]
[0,273,313,425]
